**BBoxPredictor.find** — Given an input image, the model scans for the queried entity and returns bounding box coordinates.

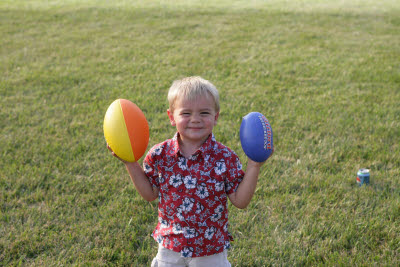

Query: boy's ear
[214,112,220,125]
[167,109,176,126]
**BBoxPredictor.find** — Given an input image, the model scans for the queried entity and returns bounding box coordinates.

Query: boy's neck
[177,135,207,158]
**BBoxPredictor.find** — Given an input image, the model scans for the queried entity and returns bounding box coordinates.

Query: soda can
[357,169,370,186]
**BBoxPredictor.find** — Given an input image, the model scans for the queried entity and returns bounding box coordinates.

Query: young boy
[109,76,270,266]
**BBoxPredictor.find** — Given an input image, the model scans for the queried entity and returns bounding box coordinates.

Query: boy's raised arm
[124,162,159,202]
[228,159,265,209]
[108,145,158,202]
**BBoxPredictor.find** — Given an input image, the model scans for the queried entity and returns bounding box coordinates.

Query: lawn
[1,0,399,265]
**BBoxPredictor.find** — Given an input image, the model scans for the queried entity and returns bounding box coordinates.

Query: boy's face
[168,95,219,146]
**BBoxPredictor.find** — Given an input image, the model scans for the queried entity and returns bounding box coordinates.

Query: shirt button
[185,190,189,193]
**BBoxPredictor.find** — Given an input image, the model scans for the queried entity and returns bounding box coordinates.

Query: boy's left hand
[248,147,274,167]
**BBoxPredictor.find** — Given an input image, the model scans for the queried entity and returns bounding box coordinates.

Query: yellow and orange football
[103,99,149,162]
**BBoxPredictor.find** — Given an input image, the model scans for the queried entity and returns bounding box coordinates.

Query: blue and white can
[357,169,370,186]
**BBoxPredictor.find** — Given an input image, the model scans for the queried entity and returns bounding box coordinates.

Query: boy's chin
[181,132,210,143]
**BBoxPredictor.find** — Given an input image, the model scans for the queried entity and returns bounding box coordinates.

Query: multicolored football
[240,112,273,162]
[103,99,149,162]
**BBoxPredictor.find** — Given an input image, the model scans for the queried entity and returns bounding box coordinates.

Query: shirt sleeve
[143,146,160,188]
[225,151,245,195]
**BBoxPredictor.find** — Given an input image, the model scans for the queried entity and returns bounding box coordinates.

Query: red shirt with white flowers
[143,133,244,258]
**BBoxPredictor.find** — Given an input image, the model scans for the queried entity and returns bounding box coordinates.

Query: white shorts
[151,245,231,267]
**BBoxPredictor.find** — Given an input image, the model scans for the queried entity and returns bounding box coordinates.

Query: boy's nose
[191,113,201,122]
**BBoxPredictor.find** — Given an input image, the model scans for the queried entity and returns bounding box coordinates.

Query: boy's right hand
[107,144,128,164]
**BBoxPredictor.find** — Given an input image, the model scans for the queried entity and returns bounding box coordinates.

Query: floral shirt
[143,133,244,258]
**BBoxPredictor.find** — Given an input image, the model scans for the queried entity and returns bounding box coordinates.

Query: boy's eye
[201,112,210,115]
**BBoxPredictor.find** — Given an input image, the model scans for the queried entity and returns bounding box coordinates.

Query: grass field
[1,0,399,265]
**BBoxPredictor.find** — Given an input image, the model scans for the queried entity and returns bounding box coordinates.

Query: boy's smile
[168,95,219,152]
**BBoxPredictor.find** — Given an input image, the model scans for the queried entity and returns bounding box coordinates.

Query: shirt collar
[168,132,216,158]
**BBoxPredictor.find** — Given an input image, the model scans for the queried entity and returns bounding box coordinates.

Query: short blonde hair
[168,76,220,113]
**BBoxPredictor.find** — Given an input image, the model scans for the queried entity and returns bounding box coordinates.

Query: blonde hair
[167,76,220,113]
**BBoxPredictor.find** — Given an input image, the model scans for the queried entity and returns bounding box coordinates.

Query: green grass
[1,0,399,265]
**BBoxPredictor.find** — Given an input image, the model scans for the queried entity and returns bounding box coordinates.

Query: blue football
[240,112,273,162]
